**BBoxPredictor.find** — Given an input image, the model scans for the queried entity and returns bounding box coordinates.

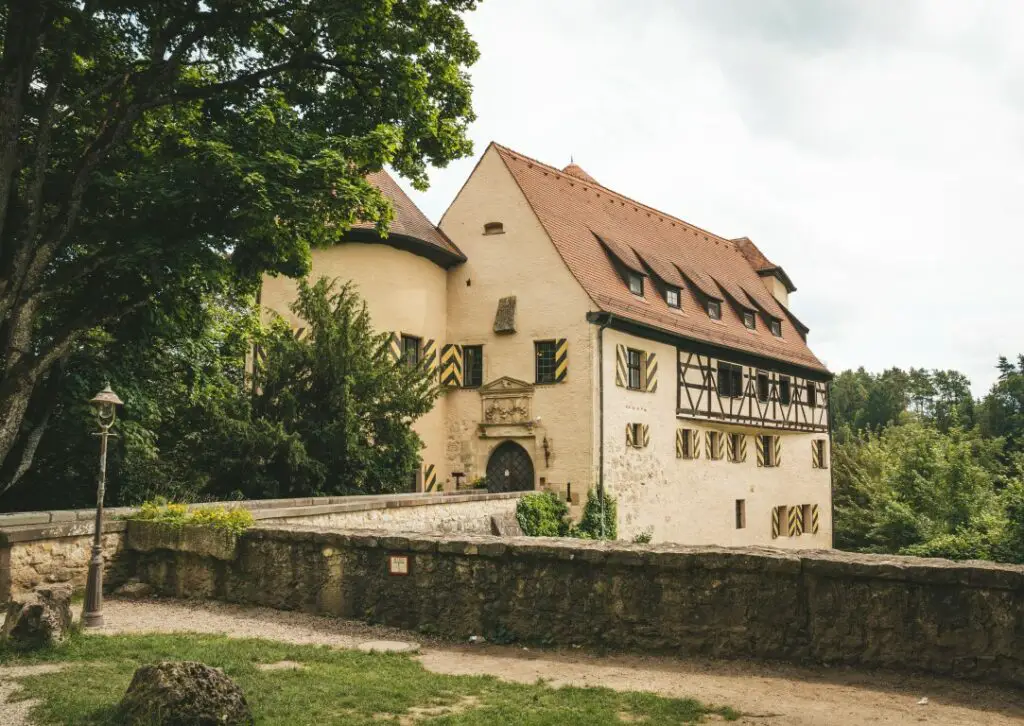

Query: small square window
[779,377,791,406]
[757,372,770,402]
[628,272,644,296]
[743,311,756,329]
[665,287,680,308]
[463,345,483,388]
[401,335,421,369]
[806,381,817,408]
[735,499,746,529]
[770,320,782,337]
[535,341,557,384]
[629,423,644,448]
[707,300,722,320]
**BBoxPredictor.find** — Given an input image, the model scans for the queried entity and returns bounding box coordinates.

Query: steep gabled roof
[350,170,465,267]
[490,143,826,373]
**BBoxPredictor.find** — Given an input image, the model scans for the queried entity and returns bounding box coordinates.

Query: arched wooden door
[486,441,535,492]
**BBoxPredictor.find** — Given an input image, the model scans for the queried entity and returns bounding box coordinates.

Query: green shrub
[129,499,254,536]
[515,492,570,537]
[632,527,653,544]
[572,487,617,540]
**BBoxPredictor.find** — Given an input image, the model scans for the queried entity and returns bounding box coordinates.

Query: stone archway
[485,440,535,493]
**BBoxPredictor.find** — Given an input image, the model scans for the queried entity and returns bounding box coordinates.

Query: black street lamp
[81,384,123,629]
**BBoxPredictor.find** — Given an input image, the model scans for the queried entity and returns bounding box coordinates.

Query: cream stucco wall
[601,327,832,546]
[261,243,449,491]
[440,147,598,497]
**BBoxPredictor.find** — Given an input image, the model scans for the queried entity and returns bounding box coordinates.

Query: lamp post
[82,384,123,629]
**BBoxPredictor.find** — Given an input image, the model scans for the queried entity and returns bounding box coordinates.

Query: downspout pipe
[589,311,615,539]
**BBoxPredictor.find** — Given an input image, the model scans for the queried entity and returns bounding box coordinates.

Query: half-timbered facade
[264,141,833,548]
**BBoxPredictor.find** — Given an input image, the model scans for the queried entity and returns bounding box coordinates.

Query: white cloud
[397,0,1024,395]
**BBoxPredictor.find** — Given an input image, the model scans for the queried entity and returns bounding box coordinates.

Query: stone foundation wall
[0,491,522,602]
[131,527,1024,688]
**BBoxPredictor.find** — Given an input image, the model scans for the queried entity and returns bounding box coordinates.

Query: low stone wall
[0,491,522,602]
[130,526,1024,688]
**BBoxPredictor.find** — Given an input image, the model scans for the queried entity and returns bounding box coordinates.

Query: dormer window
[770,320,782,337]
[665,286,680,308]
[743,311,756,329]
[628,272,644,296]
[483,222,504,235]
[707,300,722,320]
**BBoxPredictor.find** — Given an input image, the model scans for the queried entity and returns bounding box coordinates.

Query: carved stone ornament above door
[477,376,535,438]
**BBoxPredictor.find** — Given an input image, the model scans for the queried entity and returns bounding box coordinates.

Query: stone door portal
[486,441,535,493]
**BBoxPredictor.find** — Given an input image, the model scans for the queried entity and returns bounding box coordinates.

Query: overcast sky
[397,0,1024,396]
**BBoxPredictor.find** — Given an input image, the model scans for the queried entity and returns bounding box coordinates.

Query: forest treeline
[832,358,1024,563]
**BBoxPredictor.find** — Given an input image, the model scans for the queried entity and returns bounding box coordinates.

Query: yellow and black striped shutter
[738,435,747,462]
[645,352,658,392]
[704,431,712,459]
[811,440,820,468]
[755,436,764,467]
[675,428,683,458]
[555,338,568,382]
[811,504,820,534]
[424,464,438,492]
[615,345,627,387]
[293,327,308,342]
[388,332,402,362]
[716,433,725,461]
[421,339,437,377]
[787,505,800,537]
[691,429,701,459]
[440,344,463,387]
[625,423,635,448]
[774,436,783,467]
[641,424,650,448]
[726,434,736,461]
[771,506,781,539]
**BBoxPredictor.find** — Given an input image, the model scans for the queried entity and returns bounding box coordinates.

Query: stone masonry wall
[130,526,1024,689]
[0,491,521,602]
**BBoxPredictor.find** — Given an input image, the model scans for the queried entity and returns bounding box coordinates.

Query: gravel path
[4,597,1024,726]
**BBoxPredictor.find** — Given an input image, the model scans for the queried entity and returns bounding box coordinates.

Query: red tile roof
[491,143,827,373]
[352,170,464,261]
[734,236,796,293]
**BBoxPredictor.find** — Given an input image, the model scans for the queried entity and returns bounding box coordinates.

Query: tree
[0,1,478,489]
[230,278,439,498]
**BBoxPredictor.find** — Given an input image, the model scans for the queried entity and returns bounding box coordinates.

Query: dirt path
[7,598,1024,725]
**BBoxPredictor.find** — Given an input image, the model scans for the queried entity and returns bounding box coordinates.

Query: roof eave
[342,228,466,269]
[758,267,797,294]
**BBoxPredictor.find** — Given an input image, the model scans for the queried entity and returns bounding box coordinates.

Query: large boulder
[1,585,73,650]
[118,661,254,725]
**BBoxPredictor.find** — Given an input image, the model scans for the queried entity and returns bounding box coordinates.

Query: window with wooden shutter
[812,439,827,469]
[641,424,650,448]
[645,351,658,392]
[757,435,780,467]
[421,339,437,377]
[440,344,463,387]
[388,332,402,362]
[727,433,746,463]
[676,428,698,459]
[615,344,628,387]
[554,338,568,382]
[771,505,784,539]
[810,504,820,534]
[788,505,802,537]
[706,431,724,460]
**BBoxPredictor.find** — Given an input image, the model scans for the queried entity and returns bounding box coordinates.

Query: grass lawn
[0,633,738,725]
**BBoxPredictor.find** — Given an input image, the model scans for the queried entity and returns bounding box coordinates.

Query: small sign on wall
[388,554,410,576]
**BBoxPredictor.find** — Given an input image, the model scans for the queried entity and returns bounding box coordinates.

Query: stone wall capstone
[129,526,1024,689]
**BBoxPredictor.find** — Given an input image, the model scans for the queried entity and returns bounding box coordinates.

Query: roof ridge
[491,142,738,249]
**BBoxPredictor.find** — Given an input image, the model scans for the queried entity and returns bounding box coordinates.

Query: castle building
[262,143,833,546]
